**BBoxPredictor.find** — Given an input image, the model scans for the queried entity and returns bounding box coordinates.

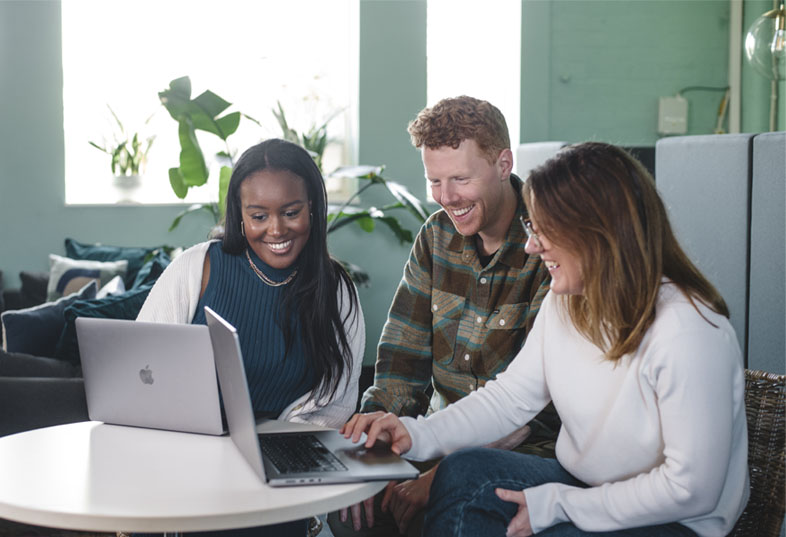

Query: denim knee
[430,447,491,499]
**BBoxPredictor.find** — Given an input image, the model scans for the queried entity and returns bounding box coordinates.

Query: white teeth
[545,261,560,269]
[268,240,292,251]
[452,205,474,217]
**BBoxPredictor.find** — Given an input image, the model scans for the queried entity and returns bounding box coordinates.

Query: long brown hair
[523,142,728,361]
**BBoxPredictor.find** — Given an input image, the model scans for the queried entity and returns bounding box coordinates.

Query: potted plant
[89,105,155,189]
[158,76,430,284]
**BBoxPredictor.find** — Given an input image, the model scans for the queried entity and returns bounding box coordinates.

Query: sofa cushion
[1,281,97,356]
[130,249,170,288]
[64,238,168,288]
[54,283,154,364]
[46,254,127,302]
[19,271,49,308]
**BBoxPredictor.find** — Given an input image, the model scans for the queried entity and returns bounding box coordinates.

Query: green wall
[522,0,777,144]
[0,0,778,366]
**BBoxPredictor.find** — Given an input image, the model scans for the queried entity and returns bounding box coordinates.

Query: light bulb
[745,4,786,80]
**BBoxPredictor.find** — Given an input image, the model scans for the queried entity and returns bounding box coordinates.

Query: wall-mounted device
[657,95,688,135]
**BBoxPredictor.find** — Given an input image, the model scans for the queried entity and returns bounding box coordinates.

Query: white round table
[0,421,385,533]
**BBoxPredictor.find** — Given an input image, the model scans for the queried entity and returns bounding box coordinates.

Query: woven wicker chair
[728,369,786,537]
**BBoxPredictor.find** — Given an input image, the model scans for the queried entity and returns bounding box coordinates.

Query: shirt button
[464,354,470,361]
[499,319,506,326]
[432,304,438,311]
[476,316,483,323]
[480,277,487,284]
[468,383,474,391]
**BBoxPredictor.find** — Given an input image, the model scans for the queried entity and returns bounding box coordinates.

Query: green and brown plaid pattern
[362,184,551,418]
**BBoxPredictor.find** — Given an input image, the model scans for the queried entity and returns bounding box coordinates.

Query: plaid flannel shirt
[362,176,552,419]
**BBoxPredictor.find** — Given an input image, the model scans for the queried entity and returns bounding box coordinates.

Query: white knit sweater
[401,284,749,536]
[137,241,365,429]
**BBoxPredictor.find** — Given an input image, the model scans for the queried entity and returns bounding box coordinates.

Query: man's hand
[495,488,533,537]
[340,411,413,455]
[382,465,437,535]
[338,492,378,531]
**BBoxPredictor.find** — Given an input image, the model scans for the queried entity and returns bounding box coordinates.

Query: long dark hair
[223,138,359,401]
[523,142,728,361]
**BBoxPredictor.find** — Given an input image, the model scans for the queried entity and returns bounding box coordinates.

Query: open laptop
[204,306,420,486]
[76,317,224,435]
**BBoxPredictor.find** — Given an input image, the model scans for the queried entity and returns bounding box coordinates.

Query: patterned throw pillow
[46,254,127,302]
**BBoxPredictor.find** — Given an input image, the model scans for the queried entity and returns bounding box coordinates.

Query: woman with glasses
[341,142,748,537]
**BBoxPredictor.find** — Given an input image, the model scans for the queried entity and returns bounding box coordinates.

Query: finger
[340,414,359,436]
[380,480,397,512]
[352,412,385,444]
[394,502,418,534]
[363,495,375,528]
[339,507,347,523]
[495,488,525,505]
[350,502,363,531]
[365,413,398,448]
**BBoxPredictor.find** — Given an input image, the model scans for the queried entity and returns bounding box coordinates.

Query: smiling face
[524,205,584,295]
[239,169,311,270]
[423,139,515,253]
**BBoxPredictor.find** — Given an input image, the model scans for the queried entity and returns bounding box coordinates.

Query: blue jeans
[424,448,698,537]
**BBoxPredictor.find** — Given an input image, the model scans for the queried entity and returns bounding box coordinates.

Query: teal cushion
[1,281,97,357]
[64,238,169,288]
[130,250,170,288]
[55,283,154,365]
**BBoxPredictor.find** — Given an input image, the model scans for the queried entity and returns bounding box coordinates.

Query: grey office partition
[748,132,785,374]
[656,134,756,361]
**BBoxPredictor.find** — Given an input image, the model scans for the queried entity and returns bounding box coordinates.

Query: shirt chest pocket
[431,289,466,364]
[486,302,529,331]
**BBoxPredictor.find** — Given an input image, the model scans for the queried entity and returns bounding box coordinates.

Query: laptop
[76,317,224,435]
[204,306,420,486]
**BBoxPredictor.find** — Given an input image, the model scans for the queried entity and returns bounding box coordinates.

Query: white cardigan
[401,284,749,536]
[137,241,365,429]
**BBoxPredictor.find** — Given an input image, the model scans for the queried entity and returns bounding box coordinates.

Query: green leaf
[168,168,188,199]
[374,214,415,245]
[328,165,384,180]
[169,76,192,97]
[218,165,232,219]
[159,77,193,121]
[384,181,430,221]
[357,215,375,232]
[214,111,241,139]
[336,259,370,287]
[168,203,207,232]
[193,90,232,118]
[177,120,208,186]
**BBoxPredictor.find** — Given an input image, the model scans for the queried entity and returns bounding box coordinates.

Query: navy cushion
[55,283,155,365]
[1,281,97,357]
[53,251,171,364]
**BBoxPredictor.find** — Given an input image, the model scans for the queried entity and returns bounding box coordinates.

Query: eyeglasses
[520,216,542,249]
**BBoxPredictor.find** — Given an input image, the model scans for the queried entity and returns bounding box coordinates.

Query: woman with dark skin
[138,139,365,536]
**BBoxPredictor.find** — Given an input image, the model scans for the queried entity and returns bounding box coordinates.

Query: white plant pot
[112,174,142,203]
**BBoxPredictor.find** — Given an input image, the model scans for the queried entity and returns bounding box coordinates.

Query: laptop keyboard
[259,434,348,474]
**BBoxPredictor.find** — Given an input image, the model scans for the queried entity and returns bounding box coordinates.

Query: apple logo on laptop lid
[139,365,154,385]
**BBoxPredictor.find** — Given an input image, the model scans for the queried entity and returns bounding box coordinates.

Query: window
[62,0,358,205]
[427,0,521,151]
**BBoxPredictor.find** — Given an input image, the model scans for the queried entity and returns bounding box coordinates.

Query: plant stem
[327,180,376,233]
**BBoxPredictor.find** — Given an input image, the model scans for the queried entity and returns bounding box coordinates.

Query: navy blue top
[192,242,313,416]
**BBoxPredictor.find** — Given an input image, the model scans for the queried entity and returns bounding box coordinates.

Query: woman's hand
[340,411,413,455]
[495,488,533,537]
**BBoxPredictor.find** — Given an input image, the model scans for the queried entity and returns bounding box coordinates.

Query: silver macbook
[204,306,420,486]
[76,317,224,435]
